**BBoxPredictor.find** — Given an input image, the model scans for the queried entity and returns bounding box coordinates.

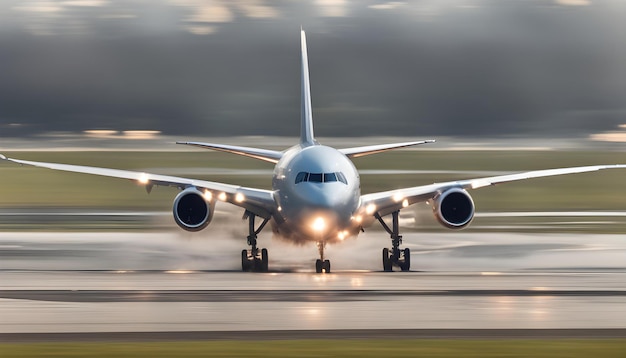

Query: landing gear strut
[376,210,410,272]
[315,241,331,273]
[241,211,270,272]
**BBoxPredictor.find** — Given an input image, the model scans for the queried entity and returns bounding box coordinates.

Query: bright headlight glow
[138,173,150,185]
[337,230,348,240]
[311,217,326,232]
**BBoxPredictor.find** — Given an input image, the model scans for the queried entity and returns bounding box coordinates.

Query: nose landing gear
[376,211,410,272]
[315,241,331,273]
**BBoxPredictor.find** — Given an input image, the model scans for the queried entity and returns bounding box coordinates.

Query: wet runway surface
[1,232,625,337]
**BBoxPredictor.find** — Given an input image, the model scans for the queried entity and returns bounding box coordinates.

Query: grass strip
[1,339,625,358]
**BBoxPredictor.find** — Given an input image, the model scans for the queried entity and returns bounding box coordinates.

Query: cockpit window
[336,172,348,185]
[295,172,308,184]
[295,172,348,185]
[309,173,323,182]
[323,173,337,182]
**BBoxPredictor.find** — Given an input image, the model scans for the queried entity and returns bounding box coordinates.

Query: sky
[1,0,625,139]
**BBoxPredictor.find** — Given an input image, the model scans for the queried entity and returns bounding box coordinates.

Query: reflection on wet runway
[1,271,626,333]
[0,231,625,333]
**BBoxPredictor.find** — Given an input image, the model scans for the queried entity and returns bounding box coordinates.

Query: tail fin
[300,29,318,146]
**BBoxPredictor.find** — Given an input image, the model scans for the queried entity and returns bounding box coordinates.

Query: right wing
[339,140,435,158]
[0,155,277,219]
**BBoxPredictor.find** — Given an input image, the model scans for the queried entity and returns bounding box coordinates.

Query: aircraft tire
[241,250,250,272]
[382,248,392,272]
[323,260,331,274]
[261,248,269,272]
[315,259,323,273]
[401,248,411,271]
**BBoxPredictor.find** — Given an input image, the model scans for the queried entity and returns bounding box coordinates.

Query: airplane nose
[309,186,348,208]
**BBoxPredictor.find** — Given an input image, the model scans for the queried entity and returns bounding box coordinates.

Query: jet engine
[173,187,214,232]
[432,188,475,229]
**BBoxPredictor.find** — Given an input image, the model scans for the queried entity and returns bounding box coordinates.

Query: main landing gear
[376,210,410,272]
[315,241,331,273]
[241,211,270,272]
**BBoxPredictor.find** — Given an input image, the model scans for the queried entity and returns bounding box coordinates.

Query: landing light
[235,193,245,203]
[138,173,150,185]
[203,190,213,201]
[402,199,409,208]
[218,192,227,201]
[393,193,404,202]
[311,217,326,232]
[365,204,377,215]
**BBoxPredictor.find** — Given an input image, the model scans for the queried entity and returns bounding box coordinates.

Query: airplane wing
[339,140,435,158]
[359,164,626,217]
[0,154,277,219]
[176,141,283,163]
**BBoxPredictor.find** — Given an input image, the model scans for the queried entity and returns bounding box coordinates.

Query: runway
[1,231,625,338]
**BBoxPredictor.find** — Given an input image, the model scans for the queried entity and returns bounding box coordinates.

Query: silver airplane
[2,30,625,273]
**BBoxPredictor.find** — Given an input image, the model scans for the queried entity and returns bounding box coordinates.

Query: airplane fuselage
[272,145,361,243]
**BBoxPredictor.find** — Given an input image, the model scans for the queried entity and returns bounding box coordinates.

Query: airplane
[2,30,625,273]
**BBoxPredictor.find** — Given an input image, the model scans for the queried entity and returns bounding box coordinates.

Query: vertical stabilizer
[300,29,317,146]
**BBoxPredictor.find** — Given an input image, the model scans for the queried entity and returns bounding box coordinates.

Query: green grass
[1,339,625,358]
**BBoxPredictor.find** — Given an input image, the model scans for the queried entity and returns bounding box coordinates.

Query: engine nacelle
[432,188,475,229]
[173,187,214,232]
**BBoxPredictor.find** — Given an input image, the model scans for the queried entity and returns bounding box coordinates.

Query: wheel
[401,247,411,271]
[261,248,269,272]
[315,259,323,273]
[382,248,392,272]
[323,260,331,274]
[241,250,250,272]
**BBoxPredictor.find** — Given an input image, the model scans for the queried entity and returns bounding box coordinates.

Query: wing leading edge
[360,164,626,218]
[176,141,283,163]
[339,140,435,158]
[0,155,276,219]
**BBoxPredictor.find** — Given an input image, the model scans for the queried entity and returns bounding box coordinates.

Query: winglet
[0,154,6,160]
[300,29,317,146]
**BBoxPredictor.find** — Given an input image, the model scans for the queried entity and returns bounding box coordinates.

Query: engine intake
[173,187,214,232]
[433,188,475,229]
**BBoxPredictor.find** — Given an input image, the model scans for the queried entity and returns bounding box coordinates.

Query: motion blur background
[1,0,625,141]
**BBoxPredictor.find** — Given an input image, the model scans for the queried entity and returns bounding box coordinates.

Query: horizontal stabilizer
[339,140,435,158]
[176,142,283,163]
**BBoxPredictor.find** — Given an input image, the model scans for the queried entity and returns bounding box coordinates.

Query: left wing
[0,154,276,218]
[359,164,626,217]
[176,142,283,163]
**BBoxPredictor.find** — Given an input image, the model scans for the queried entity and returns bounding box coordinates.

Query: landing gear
[315,259,331,273]
[315,241,331,273]
[241,211,270,272]
[376,210,410,272]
